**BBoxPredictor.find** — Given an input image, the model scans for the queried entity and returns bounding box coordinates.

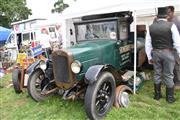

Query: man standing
[167,6,180,33]
[145,7,180,103]
[167,6,180,89]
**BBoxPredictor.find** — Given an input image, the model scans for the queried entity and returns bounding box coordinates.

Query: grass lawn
[0,73,180,120]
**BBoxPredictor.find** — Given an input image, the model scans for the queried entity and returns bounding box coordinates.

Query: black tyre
[12,68,22,93]
[27,69,49,102]
[114,85,133,108]
[85,72,115,120]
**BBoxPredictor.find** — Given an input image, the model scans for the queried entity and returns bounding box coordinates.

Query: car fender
[26,60,41,74]
[85,64,121,84]
[27,68,44,84]
[85,65,104,84]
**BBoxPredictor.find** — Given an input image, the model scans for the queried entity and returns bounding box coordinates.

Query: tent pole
[133,10,137,94]
[62,19,68,48]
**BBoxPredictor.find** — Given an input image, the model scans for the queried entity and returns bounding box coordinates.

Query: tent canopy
[62,0,180,19]
[0,26,12,42]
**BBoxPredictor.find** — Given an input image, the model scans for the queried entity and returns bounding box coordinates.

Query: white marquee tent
[61,0,180,93]
[62,0,180,19]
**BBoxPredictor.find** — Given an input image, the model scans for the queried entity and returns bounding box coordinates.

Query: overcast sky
[26,0,75,19]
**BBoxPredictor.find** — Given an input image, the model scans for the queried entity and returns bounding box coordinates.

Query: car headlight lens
[71,60,81,74]
[39,60,47,70]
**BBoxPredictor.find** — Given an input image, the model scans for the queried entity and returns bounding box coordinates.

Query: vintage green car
[27,12,134,120]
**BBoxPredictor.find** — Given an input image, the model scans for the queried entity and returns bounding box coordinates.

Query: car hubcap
[118,91,129,108]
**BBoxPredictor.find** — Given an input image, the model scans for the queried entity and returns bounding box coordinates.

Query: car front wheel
[85,72,115,120]
[27,69,49,102]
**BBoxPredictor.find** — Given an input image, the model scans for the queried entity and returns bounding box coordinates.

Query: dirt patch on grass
[16,99,28,106]
[0,80,12,88]
[0,73,12,87]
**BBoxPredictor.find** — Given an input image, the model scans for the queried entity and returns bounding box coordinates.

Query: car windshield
[76,21,117,42]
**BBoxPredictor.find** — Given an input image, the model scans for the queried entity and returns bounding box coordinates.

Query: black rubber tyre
[12,68,22,93]
[27,69,49,102]
[85,72,115,120]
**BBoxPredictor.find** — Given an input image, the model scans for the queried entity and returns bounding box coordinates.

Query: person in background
[167,6,180,89]
[145,7,180,103]
[167,6,180,33]
[55,24,63,48]
[40,28,52,58]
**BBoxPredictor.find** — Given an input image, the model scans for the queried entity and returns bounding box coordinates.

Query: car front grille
[52,55,70,83]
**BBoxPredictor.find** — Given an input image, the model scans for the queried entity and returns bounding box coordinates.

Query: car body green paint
[68,39,130,80]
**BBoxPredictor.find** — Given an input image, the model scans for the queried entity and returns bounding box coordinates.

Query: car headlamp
[71,60,82,74]
[39,60,47,70]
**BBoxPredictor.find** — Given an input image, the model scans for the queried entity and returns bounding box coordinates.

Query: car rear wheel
[114,85,133,108]
[85,72,115,120]
[12,68,22,93]
[27,69,49,102]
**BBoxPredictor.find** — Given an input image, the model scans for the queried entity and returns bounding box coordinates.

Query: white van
[5,20,62,61]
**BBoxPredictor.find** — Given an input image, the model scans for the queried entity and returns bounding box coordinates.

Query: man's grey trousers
[152,49,175,88]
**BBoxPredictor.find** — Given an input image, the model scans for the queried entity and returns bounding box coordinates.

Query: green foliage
[0,0,32,27]
[0,74,180,120]
[51,0,69,13]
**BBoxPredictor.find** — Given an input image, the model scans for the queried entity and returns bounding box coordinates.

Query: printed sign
[31,45,43,57]
[119,45,131,54]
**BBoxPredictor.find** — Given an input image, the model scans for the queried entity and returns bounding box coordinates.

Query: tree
[51,0,69,13]
[0,0,32,28]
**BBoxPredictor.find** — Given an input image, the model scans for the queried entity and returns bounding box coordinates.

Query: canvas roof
[62,0,180,19]
[0,26,12,42]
